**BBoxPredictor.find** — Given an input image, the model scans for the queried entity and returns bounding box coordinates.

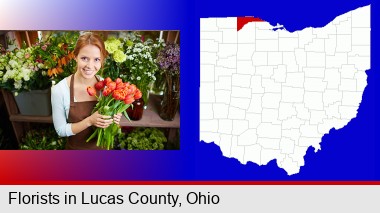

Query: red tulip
[128,84,137,94]
[104,77,112,85]
[124,94,135,104]
[107,82,116,91]
[116,82,126,90]
[94,81,105,90]
[115,78,123,84]
[102,88,113,96]
[113,89,127,101]
[134,89,142,99]
[87,86,96,96]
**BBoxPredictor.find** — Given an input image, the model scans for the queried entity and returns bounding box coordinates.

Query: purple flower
[41,45,47,51]
[156,43,180,74]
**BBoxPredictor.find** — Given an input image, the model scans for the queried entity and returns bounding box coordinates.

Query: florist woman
[51,32,122,150]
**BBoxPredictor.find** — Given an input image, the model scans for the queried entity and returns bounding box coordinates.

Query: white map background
[200,5,370,175]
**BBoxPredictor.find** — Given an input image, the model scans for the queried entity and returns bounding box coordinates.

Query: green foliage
[21,127,67,150]
[118,127,167,150]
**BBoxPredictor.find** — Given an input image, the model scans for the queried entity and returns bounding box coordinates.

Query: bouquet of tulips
[86,77,142,150]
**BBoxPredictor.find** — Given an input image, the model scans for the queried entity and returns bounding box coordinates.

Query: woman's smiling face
[75,44,102,79]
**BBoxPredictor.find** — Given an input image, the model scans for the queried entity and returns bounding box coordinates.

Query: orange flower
[134,89,142,99]
[102,87,113,96]
[116,82,126,90]
[112,89,127,101]
[128,84,137,94]
[68,51,75,60]
[87,86,96,96]
[48,68,58,77]
[61,57,67,66]
[104,77,112,85]
[124,94,135,104]
[107,82,116,91]
[57,67,64,74]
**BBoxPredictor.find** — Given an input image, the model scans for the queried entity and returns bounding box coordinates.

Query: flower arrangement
[102,32,164,106]
[156,43,180,75]
[86,77,142,150]
[120,32,164,106]
[0,45,49,94]
[33,31,79,83]
[156,43,180,120]
[102,37,127,80]
[0,32,79,94]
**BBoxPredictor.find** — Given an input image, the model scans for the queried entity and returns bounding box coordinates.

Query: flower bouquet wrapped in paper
[86,77,142,150]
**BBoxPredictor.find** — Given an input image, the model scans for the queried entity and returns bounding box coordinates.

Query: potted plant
[20,126,67,150]
[156,43,180,121]
[117,127,167,150]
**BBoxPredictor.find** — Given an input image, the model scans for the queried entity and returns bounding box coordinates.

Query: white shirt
[51,77,74,137]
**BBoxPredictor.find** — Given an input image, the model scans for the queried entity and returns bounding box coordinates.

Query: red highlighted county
[237,17,264,31]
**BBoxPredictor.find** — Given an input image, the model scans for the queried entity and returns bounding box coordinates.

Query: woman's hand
[88,111,113,129]
[113,113,122,125]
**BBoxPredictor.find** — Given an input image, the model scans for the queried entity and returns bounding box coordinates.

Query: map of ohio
[200,5,370,175]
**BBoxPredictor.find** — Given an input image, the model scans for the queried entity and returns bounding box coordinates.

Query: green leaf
[123,110,131,122]
[86,128,98,142]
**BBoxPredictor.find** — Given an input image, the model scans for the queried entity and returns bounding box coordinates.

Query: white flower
[14,80,22,89]
[16,51,23,58]
[136,76,141,80]
[8,60,18,68]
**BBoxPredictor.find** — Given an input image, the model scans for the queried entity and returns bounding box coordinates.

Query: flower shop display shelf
[119,94,180,128]
[119,94,180,143]
[2,90,179,144]
[1,89,53,144]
